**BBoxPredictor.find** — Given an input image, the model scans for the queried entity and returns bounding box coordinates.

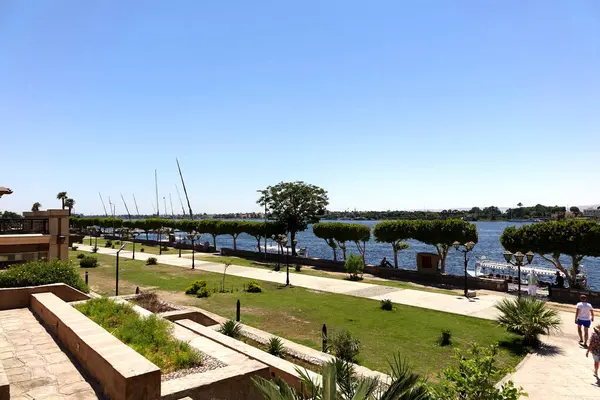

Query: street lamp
[115,243,127,296]
[257,189,268,261]
[453,241,476,298]
[503,250,535,298]
[189,231,201,270]
[129,230,136,260]
[281,236,289,286]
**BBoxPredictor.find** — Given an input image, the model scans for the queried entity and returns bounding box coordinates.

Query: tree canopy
[258,181,328,255]
[373,221,414,268]
[500,220,600,286]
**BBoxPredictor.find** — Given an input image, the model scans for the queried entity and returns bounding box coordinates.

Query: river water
[140,220,600,290]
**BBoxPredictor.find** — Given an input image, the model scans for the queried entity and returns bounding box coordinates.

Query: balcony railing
[0,219,49,235]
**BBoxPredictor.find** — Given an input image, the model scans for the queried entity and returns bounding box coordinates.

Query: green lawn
[71,250,525,379]
[79,237,189,256]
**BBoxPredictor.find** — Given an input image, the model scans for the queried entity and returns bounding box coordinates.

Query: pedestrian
[586,324,600,376]
[527,270,539,296]
[554,271,564,288]
[576,295,595,347]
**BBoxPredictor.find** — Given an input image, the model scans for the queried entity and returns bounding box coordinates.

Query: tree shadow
[535,342,562,357]
[498,337,531,357]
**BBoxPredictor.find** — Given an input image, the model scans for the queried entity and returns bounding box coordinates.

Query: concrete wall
[220,248,508,292]
[161,309,219,327]
[0,283,90,310]
[550,287,600,307]
[30,293,161,400]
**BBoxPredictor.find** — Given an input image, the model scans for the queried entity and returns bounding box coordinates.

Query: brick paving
[0,308,101,400]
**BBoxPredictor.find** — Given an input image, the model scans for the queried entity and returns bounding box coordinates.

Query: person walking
[586,325,600,376]
[576,295,595,347]
[527,270,539,296]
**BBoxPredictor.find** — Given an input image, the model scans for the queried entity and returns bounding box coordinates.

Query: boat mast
[169,193,175,218]
[99,192,108,217]
[120,193,132,220]
[176,158,194,220]
[175,185,186,217]
[132,194,140,216]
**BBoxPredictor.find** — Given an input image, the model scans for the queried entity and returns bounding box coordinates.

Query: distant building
[583,208,600,218]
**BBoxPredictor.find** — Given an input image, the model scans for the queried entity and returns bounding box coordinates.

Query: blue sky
[1,1,599,215]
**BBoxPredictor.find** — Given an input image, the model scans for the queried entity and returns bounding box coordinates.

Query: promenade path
[78,244,600,399]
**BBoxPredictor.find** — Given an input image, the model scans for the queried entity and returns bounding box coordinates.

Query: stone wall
[220,248,508,292]
[0,283,90,310]
[549,287,600,307]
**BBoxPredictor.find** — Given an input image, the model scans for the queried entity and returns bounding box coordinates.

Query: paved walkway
[79,244,599,399]
[0,308,101,399]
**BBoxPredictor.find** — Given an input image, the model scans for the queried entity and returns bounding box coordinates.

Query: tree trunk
[393,247,398,268]
[436,245,448,273]
[212,235,217,249]
[340,243,347,260]
[256,238,261,252]
[355,241,366,263]
[291,231,297,256]
[233,235,237,250]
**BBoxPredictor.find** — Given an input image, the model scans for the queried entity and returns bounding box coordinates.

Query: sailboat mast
[99,192,108,217]
[175,185,186,217]
[176,158,194,220]
[155,169,159,217]
[120,193,132,220]
[169,194,175,218]
[163,197,168,219]
[132,194,140,216]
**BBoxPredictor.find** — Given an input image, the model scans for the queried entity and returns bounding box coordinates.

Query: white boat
[472,257,565,278]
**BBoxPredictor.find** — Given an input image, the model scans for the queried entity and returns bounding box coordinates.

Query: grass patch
[71,250,525,378]
[75,297,202,373]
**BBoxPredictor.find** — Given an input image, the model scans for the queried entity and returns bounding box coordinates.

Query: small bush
[140,248,145,252]
[115,241,121,245]
[161,245,169,251]
[79,256,98,268]
[91,246,98,253]
[105,240,113,248]
[295,264,302,272]
[146,257,158,265]
[344,254,364,281]
[111,245,115,249]
[439,330,452,346]
[71,245,78,251]
[273,264,281,272]
[196,287,210,298]
[132,292,175,313]
[219,320,242,339]
[495,296,561,346]
[329,329,360,362]
[267,337,285,358]
[185,280,208,295]
[380,299,393,311]
[246,280,262,293]
[0,260,88,293]
[78,239,84,244]
[76,253,85,259]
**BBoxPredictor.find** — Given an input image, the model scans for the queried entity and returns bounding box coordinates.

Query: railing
[0,251,48,267]
[0,219,49,235]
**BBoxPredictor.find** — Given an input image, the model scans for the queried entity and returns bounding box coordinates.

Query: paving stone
[55,372,84,386]
[19,355,47,367]
[5,366,28,376]
[43,352,69,364]
[45,361,78,375]
[66,390,100,400]
[19,376,55,391]
[59,381,92,395]
[0,350,14,359]
[9,383,26,396]
[9,373,32,383]
[2,357,24,368]
[27,383,59,399]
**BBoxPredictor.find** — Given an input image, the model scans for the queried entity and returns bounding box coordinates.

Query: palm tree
[517,202,523,208]
[31,202,41,212]
[495,296,561,346]
[64,198,75,216]
[253,354,430,400]
[56,192,68,209]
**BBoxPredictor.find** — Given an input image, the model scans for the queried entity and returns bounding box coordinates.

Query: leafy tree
[517,202,523,208]
[481,206,502,220]
[56,191,68,209]
[434,344,525,400]
[313,222,350,261]
[31,202,41,212]
[197,219,221,249]
[64,198,75,216]
[134,219,152,241]
[344,254,364,280]
[218,220,247,250]
[500,220,600,287]
[0,211,22,219]
[253,353,429,400]
[413,220,478,273]
[570,206,581,216]
[373,221,413,268]
[347,224,371,263]
[257,181,328,255]
[244,221,265,252]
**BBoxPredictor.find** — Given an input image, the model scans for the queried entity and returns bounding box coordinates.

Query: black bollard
[135,286,140,294]
[236,299,241,322]
[85,271,88,285]
[322,324,328,352]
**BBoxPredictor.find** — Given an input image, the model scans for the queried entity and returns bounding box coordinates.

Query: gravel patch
[161,353,227,381]
[344,285,401,298]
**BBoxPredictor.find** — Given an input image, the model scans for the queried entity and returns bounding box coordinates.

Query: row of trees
[314,220,478,272]
[500,220,600,287]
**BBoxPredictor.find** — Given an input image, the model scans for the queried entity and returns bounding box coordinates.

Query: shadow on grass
[499,337,563,358]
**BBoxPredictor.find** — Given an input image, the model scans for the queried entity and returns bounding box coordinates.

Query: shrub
[435,344,526,400]
[91,246,98,253]
[329,329,360,362]
[185,280,208,295]
[76,253,85,259]
[294,264,302,272]
[75,298,202,373]
[380,299,393,311]
[115,241,121,245]
[132,292,175,313]
[219,320,242,339]
[111,245,115,249]
[146,257,158,265]
[495,296,561,346]
[344,254,364,281]
[196,287,210,298]
[79,256,98,268]
[78,239,84,244]
[267,337,285,358]
[246,280,262,293]
[0,260,89,293]
[140,248,145,252]
[71,245,78,251]
[439,330,452,346]
[105,240,113,248]
[273,264,281,272]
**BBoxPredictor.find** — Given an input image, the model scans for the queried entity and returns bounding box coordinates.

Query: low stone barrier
[30,293,161,400]
[0,283,90,310]
[219,248,508,292]
[549,287,600,307]
[0,358,8,400]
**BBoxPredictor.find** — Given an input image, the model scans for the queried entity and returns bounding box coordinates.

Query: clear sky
[1,1,599,215]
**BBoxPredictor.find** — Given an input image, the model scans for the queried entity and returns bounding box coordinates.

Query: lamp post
[503,250,535,298]
[190,231,200,270]
[158,227,163,255]
[453,241,476,298]
[115,243,127,296]
[281,237,289,286]
[130,230,136,260]
[177,237,182,258]
[257,190,268,261]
